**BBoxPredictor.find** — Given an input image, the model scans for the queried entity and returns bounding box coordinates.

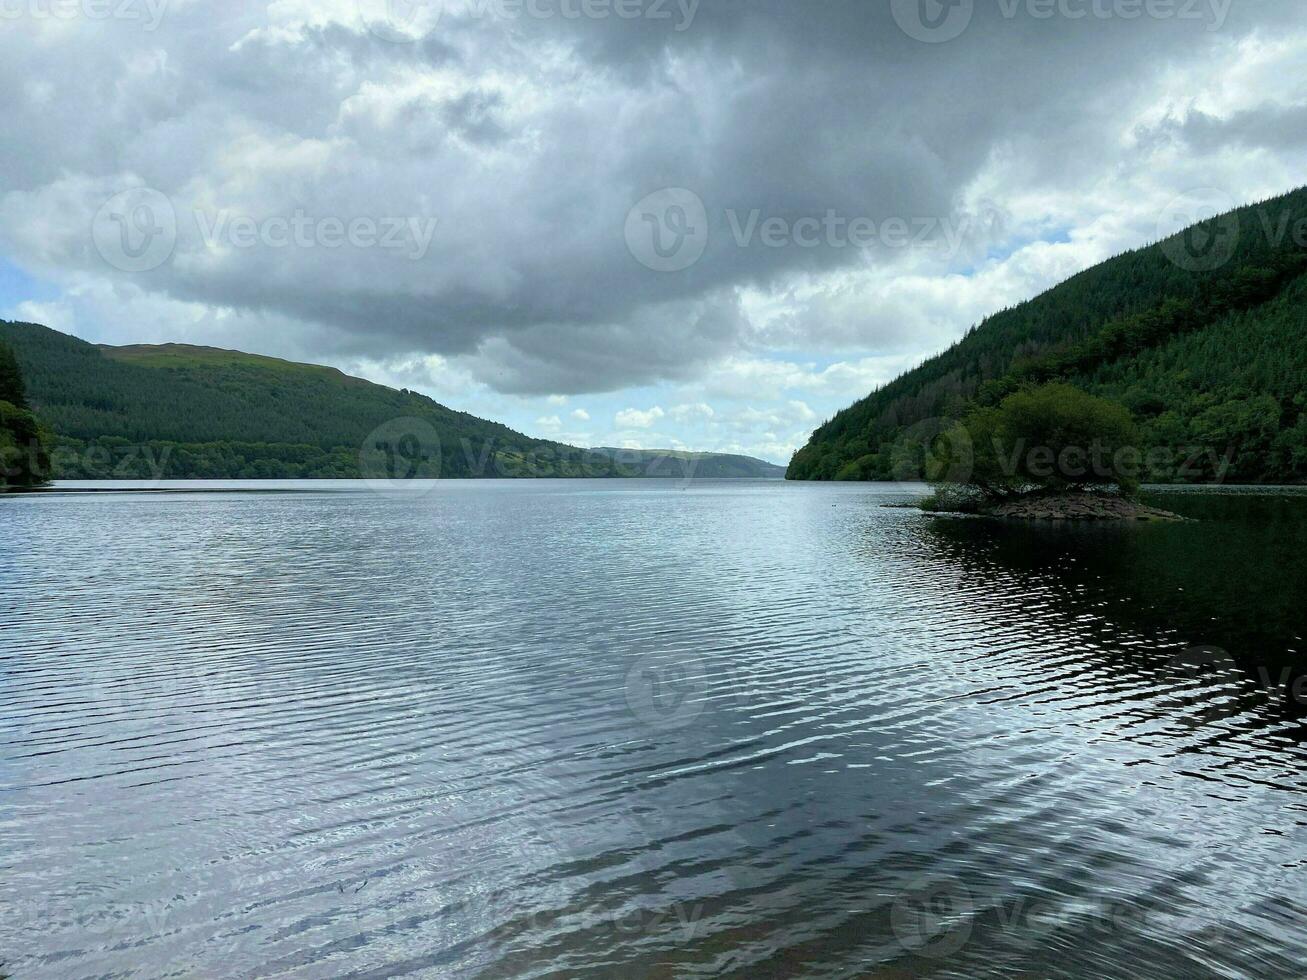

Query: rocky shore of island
[987,493,1188,521]
[912,488,1190,522]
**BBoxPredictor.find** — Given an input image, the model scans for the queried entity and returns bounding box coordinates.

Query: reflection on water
[1,480,1305,978]
[926,488,1307,674]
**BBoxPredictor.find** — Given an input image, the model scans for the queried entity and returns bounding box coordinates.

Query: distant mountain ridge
[0,322,779,481]
[589,447,785,479]
[788,186,1307,485]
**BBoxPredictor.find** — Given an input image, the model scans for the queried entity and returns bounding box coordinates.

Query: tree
[0,341,51,488]
[956,383,1141,499]
[0,401,52,488]
[0,341,26,409]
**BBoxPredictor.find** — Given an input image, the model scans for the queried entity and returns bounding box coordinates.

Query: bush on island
[923,383,1141,511]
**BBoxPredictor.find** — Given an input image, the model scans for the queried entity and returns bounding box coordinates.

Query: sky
[1,0,1305,464]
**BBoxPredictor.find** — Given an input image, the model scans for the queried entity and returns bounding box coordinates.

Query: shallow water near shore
[2,480,1305,978]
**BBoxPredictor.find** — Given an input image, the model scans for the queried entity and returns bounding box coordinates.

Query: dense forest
[0,323,778,481]
[789,186,1307,484]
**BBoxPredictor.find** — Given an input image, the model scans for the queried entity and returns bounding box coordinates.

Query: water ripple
[2,481,1305,978]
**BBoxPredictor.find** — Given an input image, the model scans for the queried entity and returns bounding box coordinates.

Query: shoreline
[987,494,1188,522]
[918,491,1191,522]
[1,476,790,497]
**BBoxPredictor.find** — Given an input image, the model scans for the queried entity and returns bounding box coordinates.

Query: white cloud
[788,400,817,422]
[11,299,73,333]
[615,406,665,430]
[669,402,715,422]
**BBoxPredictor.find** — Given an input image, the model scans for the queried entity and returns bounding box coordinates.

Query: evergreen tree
[0,341,27,409]
[0,342,51,488]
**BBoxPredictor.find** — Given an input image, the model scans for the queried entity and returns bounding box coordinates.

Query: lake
[2,480,1305,978]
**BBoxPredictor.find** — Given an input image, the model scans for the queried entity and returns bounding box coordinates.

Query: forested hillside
[0,323,772,480]
[788,187,1307,484]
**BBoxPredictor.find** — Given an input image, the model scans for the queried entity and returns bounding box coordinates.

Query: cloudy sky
[1,0,1305,463]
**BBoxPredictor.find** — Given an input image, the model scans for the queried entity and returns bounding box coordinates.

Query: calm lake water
[2,480,1305,978]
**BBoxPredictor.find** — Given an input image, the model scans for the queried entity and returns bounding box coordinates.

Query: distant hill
[788,186,1307,485]
[0,323,768,480]
[590,447,785,479]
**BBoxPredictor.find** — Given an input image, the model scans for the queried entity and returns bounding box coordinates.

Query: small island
[914,383,1187,522]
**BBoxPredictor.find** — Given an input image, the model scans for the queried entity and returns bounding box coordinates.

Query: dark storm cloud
[0,0,1301,393]
[1142,103,1307,153]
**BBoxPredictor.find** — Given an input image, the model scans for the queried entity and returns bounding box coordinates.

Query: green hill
[0,323,771,481]
[590,447,786,479]
[788,186,1307,485]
